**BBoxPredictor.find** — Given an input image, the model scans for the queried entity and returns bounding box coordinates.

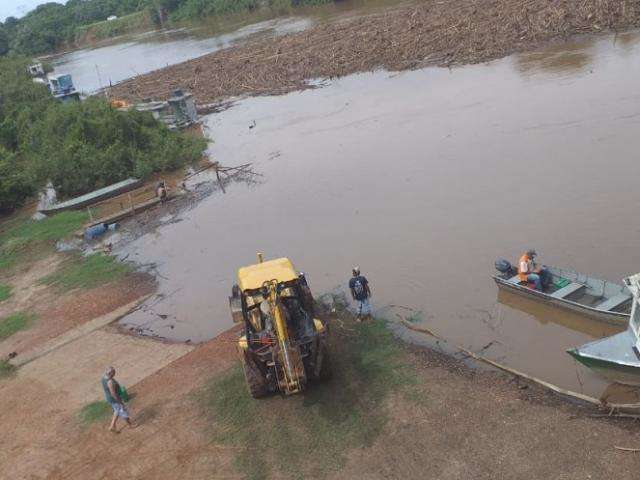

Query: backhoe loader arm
[263,280,306,394]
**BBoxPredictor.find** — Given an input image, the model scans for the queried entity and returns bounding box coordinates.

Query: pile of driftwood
[110,0,640,105]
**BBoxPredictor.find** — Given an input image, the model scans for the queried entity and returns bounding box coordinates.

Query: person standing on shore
[156,181,168,203]
[101,366,135,432]
[349,267,372,321]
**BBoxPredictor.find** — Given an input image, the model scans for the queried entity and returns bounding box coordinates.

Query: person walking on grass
[349,267,372,321]
[102,366,135,432]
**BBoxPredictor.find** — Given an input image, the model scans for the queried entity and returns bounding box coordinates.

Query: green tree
[3,1,153,56]
[25,99,206,198]
[3,17,19,33]
[0,56,206,212]
[0,27,9,56]
[9,3,75,55]
[0,57,52,150]
[0,0,335,56]
[0,147,35,213]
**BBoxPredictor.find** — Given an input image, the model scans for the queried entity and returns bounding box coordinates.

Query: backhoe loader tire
[242,356,269,398]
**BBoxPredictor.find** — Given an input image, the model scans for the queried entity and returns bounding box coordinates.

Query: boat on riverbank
[39,178,142,214]
[492,260,631,326]
[568,273,640,386]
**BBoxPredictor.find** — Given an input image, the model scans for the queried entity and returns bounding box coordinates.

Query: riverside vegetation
[0,0,336,57]
[111,0,640,106]
[0,56,207,213]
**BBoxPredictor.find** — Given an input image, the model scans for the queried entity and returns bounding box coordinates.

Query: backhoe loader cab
[229,255,329,397]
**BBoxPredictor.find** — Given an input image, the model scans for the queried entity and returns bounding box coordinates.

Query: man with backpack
[349,267,372,321]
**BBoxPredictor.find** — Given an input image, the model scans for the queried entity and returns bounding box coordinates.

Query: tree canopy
[0,0,333,56]
[0,0,153,56]
[0,56,206,213]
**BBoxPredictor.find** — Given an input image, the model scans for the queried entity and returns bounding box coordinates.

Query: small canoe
[39,178,142,214]
[568,273,640,386]
[493,261,631,326]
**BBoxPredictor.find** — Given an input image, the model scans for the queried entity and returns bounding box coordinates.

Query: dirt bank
[4,313,639,479]
[110,0,640,104]
[0,255,156,360]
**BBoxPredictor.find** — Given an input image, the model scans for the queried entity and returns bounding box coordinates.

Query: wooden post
[128,193,135,215]
[86,206,94,222]
[216,166,226,193]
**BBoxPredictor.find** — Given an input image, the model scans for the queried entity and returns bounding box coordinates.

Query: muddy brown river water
[49,0,416,93]
[115,31,640,400]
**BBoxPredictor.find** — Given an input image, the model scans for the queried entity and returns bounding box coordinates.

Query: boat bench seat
[595,293,631,312]
[509,275,523,284]
[549,282,585,299]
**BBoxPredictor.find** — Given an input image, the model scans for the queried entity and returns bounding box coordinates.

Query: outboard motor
[495,259,516,278]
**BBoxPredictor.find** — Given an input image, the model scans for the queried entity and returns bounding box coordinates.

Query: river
[50,5,640,400]
[109,30,640,401]
[49,0,416,94]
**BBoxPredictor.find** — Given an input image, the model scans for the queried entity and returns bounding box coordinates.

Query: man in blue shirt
[349,267,372,321]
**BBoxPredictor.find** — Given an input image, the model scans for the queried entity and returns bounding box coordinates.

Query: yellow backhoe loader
[229,254,329,397]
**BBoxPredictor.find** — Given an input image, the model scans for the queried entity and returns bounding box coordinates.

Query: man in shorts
[101,366,135,432]
[349,267,372,321]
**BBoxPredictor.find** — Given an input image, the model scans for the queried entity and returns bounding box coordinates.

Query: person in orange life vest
[518,249,550,291]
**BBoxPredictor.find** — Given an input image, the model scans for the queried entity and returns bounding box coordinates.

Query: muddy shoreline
[8,312,639,479]
[109,0,640,104]
[1,212,639,477]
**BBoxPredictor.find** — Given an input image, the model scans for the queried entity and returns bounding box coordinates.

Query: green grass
[75,11,151,42]
[0,211,87,271]
[198,318,415,479]
[0,359,16,379]
[79,400,112,426]
[0,311,36,340]
[39,253,132,292]
[0,284,11,302]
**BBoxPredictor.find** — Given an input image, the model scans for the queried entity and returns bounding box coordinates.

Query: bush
[0,56,207,213]
[26,98,206,199]
[170,0,333,20]
[0,57,52,151]
[171,0,260,20]
[0,147,35,213]
[74,11,153,43]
